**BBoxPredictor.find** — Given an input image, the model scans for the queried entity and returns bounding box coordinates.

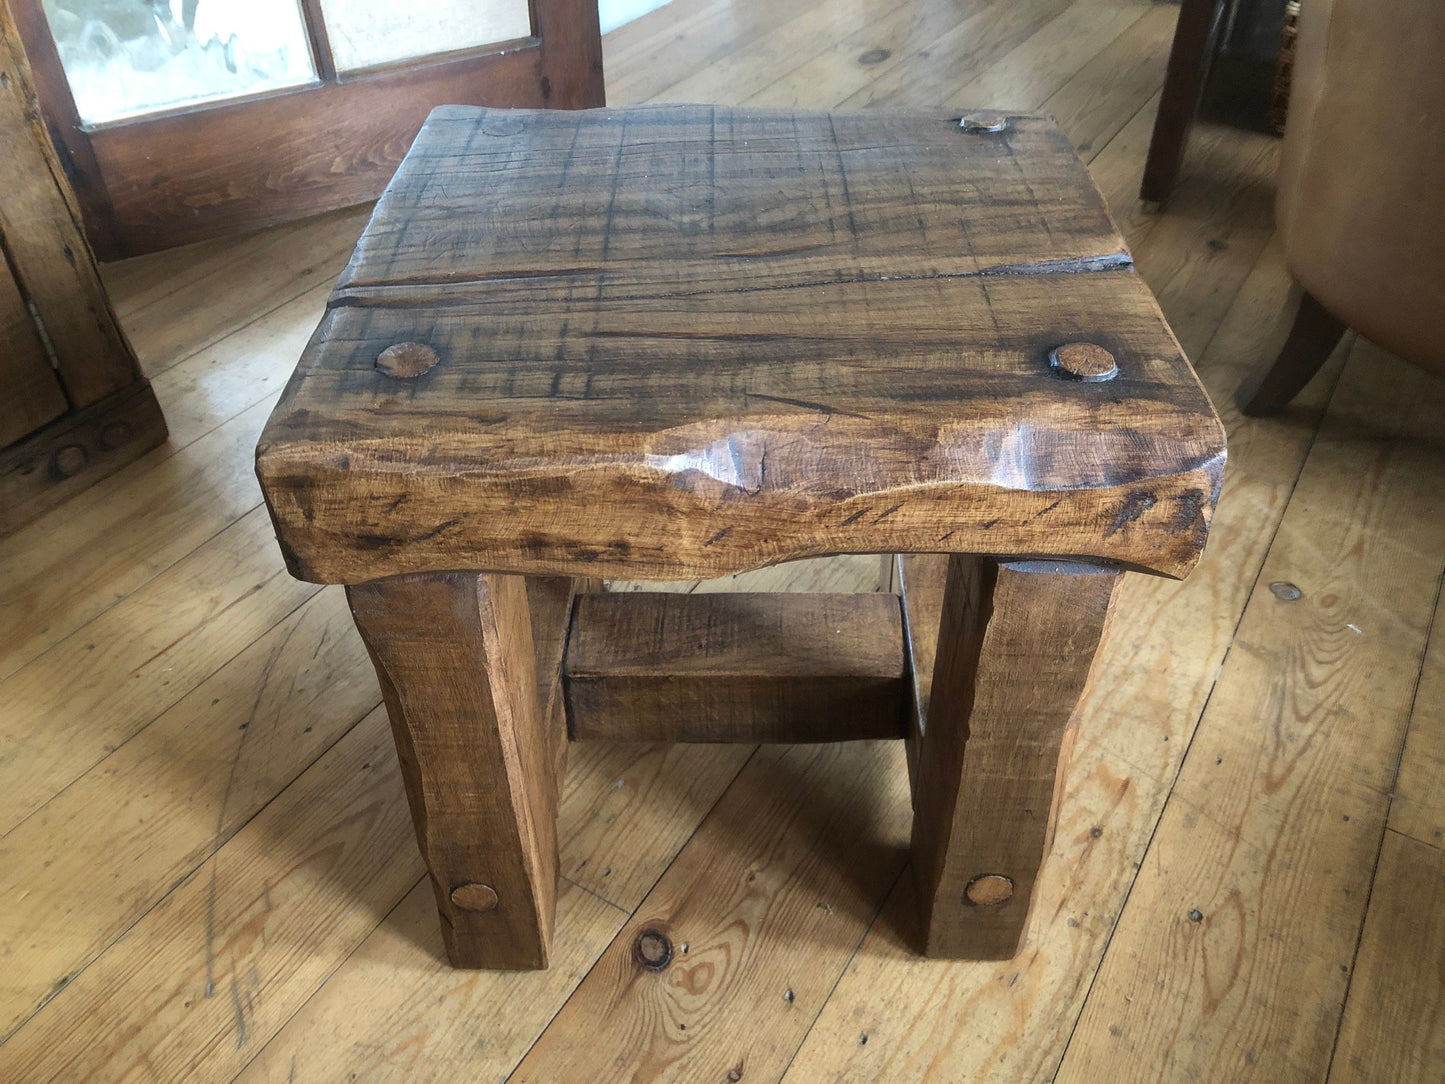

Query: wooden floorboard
[1328,829,1445,1084]
[1055,338,1445,1082]
[2,0,1440,1080]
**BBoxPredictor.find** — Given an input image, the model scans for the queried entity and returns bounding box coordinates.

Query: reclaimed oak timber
[346,572,558,969]
[255,102,1224,974]
[564,591,908,743]
[527,575,592,798]
[909,556,1120,958]
[897,552,947,793]
[256,104,1226,586]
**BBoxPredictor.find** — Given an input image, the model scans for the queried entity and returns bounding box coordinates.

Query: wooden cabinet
[0,0,166,534]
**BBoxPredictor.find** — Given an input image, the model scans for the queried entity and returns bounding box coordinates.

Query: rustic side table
[256,104,1226,970]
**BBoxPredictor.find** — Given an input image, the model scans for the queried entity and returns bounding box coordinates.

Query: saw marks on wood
[2,0,1442,1080]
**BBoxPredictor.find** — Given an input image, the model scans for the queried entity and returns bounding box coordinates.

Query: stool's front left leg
[347,571,558,969]
[909,556,1120,959]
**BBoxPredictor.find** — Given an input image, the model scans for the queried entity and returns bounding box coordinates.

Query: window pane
[319,0,530,73]
[41,0,317,125]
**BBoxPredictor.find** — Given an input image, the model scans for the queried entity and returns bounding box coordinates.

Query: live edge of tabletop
[255,104,1227,587]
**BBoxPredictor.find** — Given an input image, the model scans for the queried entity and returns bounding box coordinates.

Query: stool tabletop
[257,104,1226,584]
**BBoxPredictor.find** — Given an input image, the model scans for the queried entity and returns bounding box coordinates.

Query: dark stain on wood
[256,105,1227,586]
[633,928,673,971]
[1106,491,1159,536]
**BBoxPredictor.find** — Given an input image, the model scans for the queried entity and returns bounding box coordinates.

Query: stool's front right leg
[908,556,1120,959]
[347,571,557,970]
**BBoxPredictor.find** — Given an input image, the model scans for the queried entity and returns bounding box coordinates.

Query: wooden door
[10,0,603,259]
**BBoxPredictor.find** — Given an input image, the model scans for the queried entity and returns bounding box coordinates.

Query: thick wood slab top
[257,105,1226,584]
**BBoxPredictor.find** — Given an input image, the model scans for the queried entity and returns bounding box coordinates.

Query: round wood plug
[964,874,1015,906]
[1050,342,1118,382]
[376,342,440,378]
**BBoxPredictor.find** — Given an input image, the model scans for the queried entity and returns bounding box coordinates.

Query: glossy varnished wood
[256,103,1226,585]
[564,590,908,743]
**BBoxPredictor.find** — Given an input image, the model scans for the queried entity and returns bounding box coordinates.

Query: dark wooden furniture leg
[1236,289,1348,415]
[346,571,559,969]
[908,557,1120,958]
[1141,0,1229,204]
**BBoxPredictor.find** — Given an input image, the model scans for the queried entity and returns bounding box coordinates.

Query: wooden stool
[256,104,1227,970]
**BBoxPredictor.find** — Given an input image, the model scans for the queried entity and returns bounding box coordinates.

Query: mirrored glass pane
[319,0,530,73]
[41,0,317,125]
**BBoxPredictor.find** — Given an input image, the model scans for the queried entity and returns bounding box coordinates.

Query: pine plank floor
[3,1,1443,1079]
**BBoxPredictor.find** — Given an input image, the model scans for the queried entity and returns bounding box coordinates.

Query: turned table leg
[908,557,1120,958]
[346,571,559,969]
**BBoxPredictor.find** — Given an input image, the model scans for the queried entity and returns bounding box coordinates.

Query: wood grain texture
[117,207,368,382]
[0,393,271,681]
[347,572,559,969]
[0,586,373,1037]
[943,1,1156,122]
[1055,336,1445,1083]
[1329,830,1445,1084]
[832,0,1072,110]
[678,0,1002,108]
[779,227,1344,1084]
[510,739,913,1083]
[815,202,1345,1070]
[233,878,627,1084]
[897,552,945,791]
[1035,1,1178,159]
[603,0,825,105]
[0,254,66,446]
[231,736,756,1080]
[10,5,1438,1083]
[0,0,140,403]
[781,738,1163,1084]
[0,379,167,537]
[256,103,1226,585]
[89,48,531,258]
[564,591,907,743]
[529,575,587,799]
[1387,569,1445,850]
[909,557,1120,958]
[0,508,316,836]
[0,708,418,1081]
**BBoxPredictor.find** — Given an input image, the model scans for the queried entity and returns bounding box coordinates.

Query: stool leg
[908,557,1120,958]
[346,571,558,969]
